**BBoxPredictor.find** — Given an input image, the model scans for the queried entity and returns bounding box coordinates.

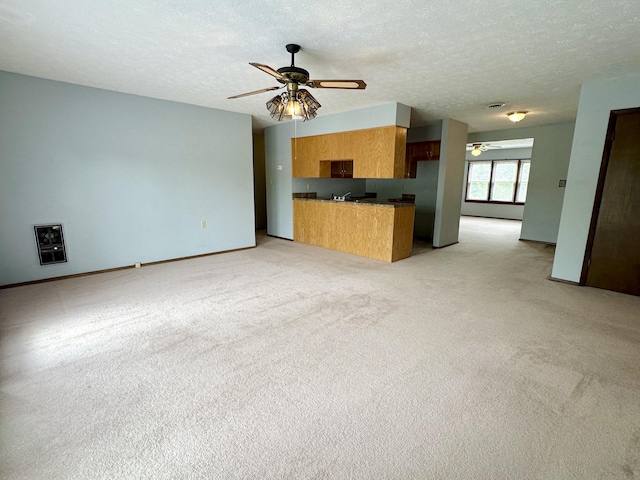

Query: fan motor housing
[276,66,309,84]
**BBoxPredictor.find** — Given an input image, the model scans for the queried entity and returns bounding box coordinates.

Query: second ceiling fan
[469,143,503,156]
[228,44,367,121]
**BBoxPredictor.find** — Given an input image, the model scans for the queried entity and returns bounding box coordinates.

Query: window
[466,159,530,204]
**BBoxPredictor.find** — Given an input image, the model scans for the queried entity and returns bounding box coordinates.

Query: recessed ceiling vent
[487,102,506,109]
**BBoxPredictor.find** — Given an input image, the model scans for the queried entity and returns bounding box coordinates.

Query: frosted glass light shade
[507,111,527,123]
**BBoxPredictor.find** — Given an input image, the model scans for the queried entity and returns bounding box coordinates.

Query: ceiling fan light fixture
[297,89,320,120]
[266,93,287,121]
[507,111,527,123]
[284,96,303,119]
[231,44,364,122]
[266,89,320,122]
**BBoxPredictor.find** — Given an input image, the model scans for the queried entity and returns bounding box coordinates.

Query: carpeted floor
[1,217,639,479]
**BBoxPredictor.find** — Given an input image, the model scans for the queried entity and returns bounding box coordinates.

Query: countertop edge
[292,198,415,208]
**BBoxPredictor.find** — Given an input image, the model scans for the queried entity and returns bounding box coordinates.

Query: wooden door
[583,108,640,296]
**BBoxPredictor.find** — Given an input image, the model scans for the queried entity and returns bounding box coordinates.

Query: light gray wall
[461,147,532,220]
[407,123,442,142]
[552,73,640,283]
[366,161,439,239]
[468,122,575,244]
[0,72,255,286]
[265,103,411,239]
[295,178,368,199]
[433,118,469,247]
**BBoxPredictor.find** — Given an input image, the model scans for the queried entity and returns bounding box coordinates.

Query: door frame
[580,106,640,285]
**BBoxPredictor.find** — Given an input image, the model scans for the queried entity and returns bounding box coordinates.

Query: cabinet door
[352,126,405,178]
[407,140,441,162]
[292,136,319,177]
[343,160,354,177]
[429,140,440,159]
[292,133,347,177]
[329,160,354,178]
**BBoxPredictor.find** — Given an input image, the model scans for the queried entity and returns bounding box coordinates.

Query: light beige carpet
[1,217,639,479]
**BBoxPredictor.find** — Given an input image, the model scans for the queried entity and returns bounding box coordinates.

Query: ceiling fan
[468,143,503,156]
[227,44,367,121]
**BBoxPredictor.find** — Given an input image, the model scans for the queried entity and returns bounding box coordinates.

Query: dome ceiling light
[507,111,528,123]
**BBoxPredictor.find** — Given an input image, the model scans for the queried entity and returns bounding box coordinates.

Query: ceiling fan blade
[227,86,282,99]
[249,62,288,81]
[307,79,367,89]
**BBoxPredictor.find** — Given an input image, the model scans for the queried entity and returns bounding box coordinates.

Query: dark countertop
[293,197,415,208]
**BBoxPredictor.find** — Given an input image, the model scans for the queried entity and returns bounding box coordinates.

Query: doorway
[462,138,534,229]
[582,108,640,296]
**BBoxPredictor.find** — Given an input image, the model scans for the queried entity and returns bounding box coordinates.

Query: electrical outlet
[201,220,206,228]
[135,262,141,268]
[307,183,310,190]
[559,180,566,187]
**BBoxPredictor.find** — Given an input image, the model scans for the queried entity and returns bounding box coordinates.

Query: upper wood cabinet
[291,126,407,178]
[330,160,354,178]
[404,140,441,178]
[406,140,440,161]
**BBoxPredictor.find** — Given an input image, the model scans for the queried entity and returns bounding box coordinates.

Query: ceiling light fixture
[471,145,482,156]
[266,83,320,121]
[507,111,527,123]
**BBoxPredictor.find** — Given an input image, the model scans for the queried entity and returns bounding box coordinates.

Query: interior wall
[433,118,469,247]
[461,147,532,220]
[265,103,411,240]
[0,72,255,286]
[366,161,439,239]
[468,122,575,244]
[407,123,442,143]
[294,178,368,199]
[552,73,640,283]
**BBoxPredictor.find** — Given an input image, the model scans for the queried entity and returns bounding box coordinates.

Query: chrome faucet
[331,192,352,202]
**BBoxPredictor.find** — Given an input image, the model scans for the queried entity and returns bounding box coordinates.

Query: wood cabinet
[291,126,407,179]
[352,126,407,178]
[328,160,353,178]
[406,140,440,161]
[404,140,441,178]
[293,199,415,262]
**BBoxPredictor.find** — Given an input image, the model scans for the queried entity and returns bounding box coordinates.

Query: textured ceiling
[1,0,639,132]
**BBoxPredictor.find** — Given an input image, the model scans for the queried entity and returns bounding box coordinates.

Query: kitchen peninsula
[293,197,415,262]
